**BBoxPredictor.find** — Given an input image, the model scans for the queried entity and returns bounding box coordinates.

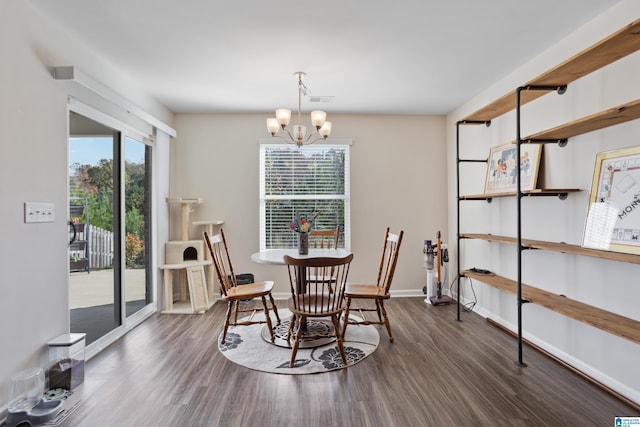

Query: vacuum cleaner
[428,231,451,306]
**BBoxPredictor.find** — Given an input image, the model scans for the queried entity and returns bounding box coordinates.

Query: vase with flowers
[289,210,318,254]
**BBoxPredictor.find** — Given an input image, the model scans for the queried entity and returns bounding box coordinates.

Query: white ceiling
[27,0,621,115]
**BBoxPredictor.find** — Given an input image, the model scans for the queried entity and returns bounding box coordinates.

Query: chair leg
[221,301,234,344]
[331,314,347,366]
[232,299,240,324]
[378,299,393,343]
[268,293,281,324]
[290,315,304,367]
[286,314,297,344]
[375,300,383,323]
[342,297,352,338]
[261,296,275,343]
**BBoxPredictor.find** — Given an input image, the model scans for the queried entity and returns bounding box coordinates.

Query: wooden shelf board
[460,188,580,200]
[462,90,545,123]
[461,270,640,345]
[460,233,517,246]
[462,18,640,122]
[460,233,640,264]
[521,99,640,142]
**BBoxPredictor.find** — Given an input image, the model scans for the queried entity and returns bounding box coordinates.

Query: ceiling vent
[308,96,335,103]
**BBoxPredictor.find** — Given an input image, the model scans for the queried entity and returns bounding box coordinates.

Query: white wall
[171,113,448,297]
[0,0,173,413]
[447,0,640,404]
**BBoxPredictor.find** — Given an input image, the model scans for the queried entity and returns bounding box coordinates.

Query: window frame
[259,140,351,251]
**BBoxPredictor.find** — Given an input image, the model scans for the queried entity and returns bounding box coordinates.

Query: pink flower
[289,211,318,233]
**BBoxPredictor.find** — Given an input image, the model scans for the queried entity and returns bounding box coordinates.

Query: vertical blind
[260,143,350,250]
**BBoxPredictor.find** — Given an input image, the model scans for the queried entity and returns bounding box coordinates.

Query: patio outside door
[68,111,152,347]
[124,136,151,318]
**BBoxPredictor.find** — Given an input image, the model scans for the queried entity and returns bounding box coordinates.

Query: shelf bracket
[521,138,568,147]
[458,119,491,127]
[459,158,488,163]
[521,84,568,94]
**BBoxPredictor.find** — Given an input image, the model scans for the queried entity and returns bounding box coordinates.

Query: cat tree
[161,197,223,314]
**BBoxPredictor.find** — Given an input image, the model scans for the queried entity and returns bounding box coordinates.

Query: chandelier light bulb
[266,118,280,135]
[275,109,291,127]
[311,110,327,129]
[319,121,332,138]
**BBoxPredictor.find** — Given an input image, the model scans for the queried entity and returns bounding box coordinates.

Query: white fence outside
[89,225,114,269]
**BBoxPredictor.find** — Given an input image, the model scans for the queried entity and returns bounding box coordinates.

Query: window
[260,142,350,250]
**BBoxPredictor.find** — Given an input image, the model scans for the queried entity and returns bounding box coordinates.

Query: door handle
[69,220,77,245]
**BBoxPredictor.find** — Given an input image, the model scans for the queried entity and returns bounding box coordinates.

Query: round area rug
[218,309,379,374]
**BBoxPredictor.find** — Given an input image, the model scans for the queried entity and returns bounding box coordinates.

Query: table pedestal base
[261,317,337,348]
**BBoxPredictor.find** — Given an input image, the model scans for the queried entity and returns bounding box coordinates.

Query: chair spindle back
[309,225,341,249]
[203,230,237,297]
[284,254,353,315]
[376,227,404,294]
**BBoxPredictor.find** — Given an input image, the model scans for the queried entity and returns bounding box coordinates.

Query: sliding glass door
[69,113,119,345]
[68,109,153,347]
[124,136,151,317]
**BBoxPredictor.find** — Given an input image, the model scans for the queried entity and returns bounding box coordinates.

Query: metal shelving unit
[456,18,640,366]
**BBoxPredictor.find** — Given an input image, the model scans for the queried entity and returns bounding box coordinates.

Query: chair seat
[222,280,274,300]
[344,283,389,299]
[287,295,344,317]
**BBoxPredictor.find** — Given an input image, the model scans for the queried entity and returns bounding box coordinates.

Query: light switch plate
[24,202,56,223]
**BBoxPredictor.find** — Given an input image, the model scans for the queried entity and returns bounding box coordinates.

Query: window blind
[260,143,350,250]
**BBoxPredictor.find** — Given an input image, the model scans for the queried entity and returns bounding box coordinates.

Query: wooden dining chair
[203,230,280,344]
[342,227,404,343]
[307,225,341,289]
[309,225,340,249]
[284,254,353,368]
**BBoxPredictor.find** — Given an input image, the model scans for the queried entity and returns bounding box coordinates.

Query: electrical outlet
[24,202,56,223]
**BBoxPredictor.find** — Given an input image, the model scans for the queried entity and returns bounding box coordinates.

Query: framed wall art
[484,143,542,195]
[582,145,640,254]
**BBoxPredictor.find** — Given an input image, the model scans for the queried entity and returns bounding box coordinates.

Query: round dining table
[250,248,353,266]
[250,248,353,348]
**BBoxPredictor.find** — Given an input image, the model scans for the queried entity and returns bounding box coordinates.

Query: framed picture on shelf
[483,143,542,195]
[582,145,640,255]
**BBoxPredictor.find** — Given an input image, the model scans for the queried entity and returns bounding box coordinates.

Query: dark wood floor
[61,298,638,426]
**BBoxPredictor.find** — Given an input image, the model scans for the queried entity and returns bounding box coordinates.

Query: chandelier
[266,72,332,148]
